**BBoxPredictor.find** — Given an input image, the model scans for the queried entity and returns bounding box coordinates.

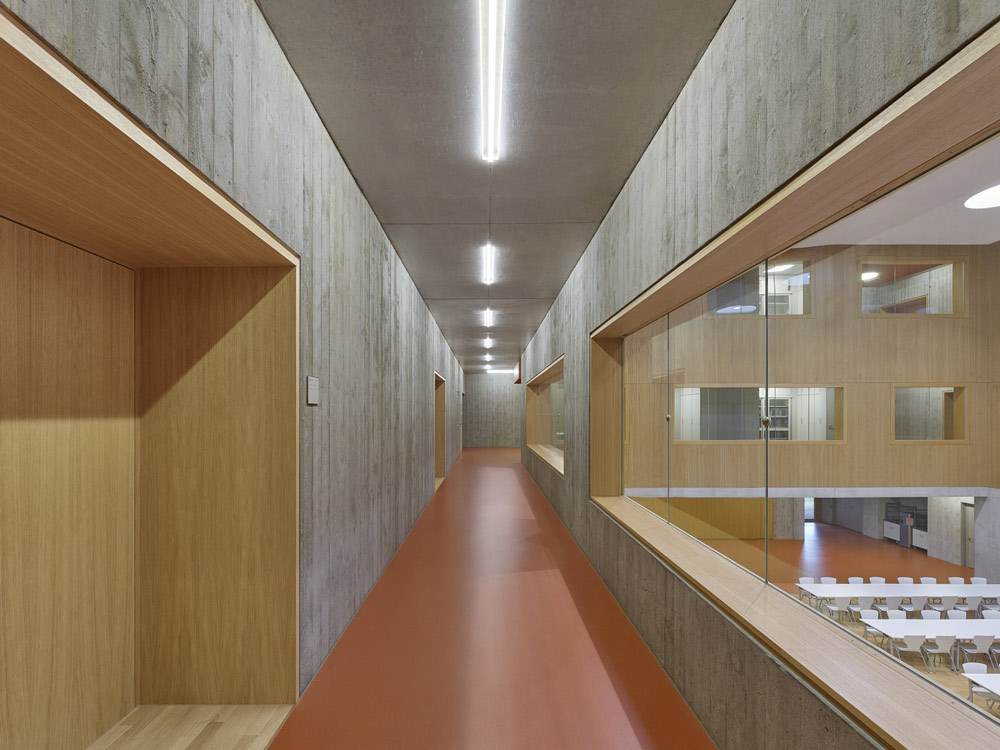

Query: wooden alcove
[0,8,299,750]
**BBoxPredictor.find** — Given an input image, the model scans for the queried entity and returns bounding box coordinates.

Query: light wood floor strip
[86,705,293,750]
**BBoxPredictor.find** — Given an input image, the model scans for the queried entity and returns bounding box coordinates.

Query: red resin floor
[270,448,714,750]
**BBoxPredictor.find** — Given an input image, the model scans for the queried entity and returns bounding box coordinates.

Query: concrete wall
[519,1,999,747]
[834,499,865,535]
[975,497,1000,581]
[2,0,464,691]
[463,374,524,448]
[772,498,804,540]
[928,495,973,566]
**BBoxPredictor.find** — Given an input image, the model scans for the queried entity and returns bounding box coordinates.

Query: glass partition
[620,133,1000,718]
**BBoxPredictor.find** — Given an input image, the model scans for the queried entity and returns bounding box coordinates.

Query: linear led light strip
[481,0,506,162]
[482,242,495,284]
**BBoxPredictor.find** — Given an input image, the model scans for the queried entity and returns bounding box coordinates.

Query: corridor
[270,448,713,749]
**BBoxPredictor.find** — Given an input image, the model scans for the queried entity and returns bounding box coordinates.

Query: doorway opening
[434,372,446,490]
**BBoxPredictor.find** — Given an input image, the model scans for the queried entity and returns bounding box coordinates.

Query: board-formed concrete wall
[2,0,464,691]
[519,1,1000,747]
[463,374,523,448]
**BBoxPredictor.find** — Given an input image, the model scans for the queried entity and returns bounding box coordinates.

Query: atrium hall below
[3,2,1000,750]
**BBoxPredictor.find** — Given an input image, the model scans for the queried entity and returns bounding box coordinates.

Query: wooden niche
[0,9,299,750]
[526,355,566,476]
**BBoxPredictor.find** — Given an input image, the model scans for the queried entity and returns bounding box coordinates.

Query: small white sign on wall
[306,376,320,406]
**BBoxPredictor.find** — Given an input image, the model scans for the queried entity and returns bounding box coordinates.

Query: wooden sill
[591,494,1000,750]
[527,443,565,476]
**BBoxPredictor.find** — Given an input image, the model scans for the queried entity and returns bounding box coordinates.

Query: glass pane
[668,268,766,579]
[673,387,761,440]
[894,386,965,440]
[707,263,812,316]
[764,132,999,711]
[861,260,963,314]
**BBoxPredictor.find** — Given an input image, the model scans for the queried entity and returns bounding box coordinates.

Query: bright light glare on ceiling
[485,353,493,361]
[484,336,493,349]
[480,0,507,162]
[767,264,793,273]
[861,271,880,281]
[964,183,1000,209]
[488,368,517,374]
[484,308,494,327]
[482,243,496,285]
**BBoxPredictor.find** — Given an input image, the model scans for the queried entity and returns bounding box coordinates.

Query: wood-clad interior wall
[622,243,997,492]
[0,217,135,750]
[138,267,298,704]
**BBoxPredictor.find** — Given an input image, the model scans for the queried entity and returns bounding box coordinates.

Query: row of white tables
[859,618,1000,640]
[799,583,1000,599]
[966,672,1000,694]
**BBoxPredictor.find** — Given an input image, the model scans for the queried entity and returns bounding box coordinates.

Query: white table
[860,618,1000,640]
[965,672,1000,694]
[799,583,1000,600]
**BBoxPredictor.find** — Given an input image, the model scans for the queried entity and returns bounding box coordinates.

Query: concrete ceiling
[257,0,735,372]
[798,134,1000,248]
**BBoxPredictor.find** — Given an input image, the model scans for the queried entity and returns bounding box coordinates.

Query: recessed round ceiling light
[861,271,880,281]
[964,184,1000,209]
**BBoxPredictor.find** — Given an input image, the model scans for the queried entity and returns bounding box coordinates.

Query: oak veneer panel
[0,217,135,749]
[138,267,298,704]
[0,7,295,268]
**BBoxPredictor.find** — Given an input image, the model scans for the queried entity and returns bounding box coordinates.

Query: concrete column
[975,497,1000,581]
[772,498,805,540]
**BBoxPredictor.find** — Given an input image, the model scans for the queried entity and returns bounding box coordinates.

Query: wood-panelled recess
[138,267,299,704]
[0,7,296,268]
[526,355,566,475]
[0,218,135,750]
[434,372,446,479]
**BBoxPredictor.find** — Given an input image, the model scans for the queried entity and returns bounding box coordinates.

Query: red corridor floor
[269,447,713,749]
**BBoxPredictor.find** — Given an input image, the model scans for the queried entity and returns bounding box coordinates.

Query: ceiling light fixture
[964,183,1000,209]
[482,243,496,285]
[480,0,507,162]
[485,364,492,370]
[488,368,518,374]
[484,307,494,327]
[484,336,493,349]
[485,353,493,362]
[767,264,793,273]
[861,271,880,282]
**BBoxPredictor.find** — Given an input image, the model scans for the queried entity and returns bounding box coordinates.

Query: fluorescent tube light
[482,243,496,285]
[488,369,518,374]
[767,264,793,273]
[480,0,507,162]
[484,308,494,327]
[964,183,1000,209]
[484,336,493,349]
[861,271,880,282]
